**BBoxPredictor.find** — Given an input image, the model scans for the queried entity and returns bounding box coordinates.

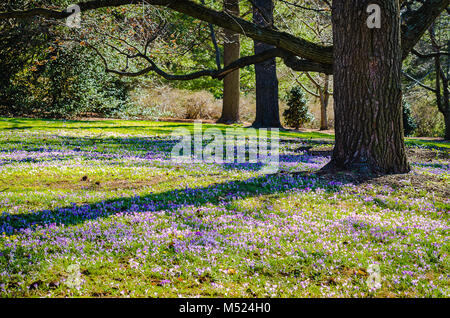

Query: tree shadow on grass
[0,131,332,168]
[0,130,354,235]
[0,171,351,235]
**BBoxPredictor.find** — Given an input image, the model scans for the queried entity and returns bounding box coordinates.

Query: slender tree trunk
[218,0,240,124]
[444,111,450,140]
[320,74,330,130]
[319,96,328,130]
[329,0,410,174]
[252,0,282,128]
[438,71,450,140]
[429,25,450,140]
[442,71,449,140]
[442,56,449,140]
[442,82,450,140]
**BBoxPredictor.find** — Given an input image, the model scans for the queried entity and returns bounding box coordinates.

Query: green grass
[405,139,450,149]
[0,117,334,139]
[0,117,448,298]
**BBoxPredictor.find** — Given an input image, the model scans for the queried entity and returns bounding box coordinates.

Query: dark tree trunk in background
[443,65,450,141]
[320,74,330,130]
[442,65,450,141]
[329,0,410,174]
[430,25,450,141]
[218,0,240,124]
[252,0,282,128]
[445,111,450,140]
[435,57,450,140]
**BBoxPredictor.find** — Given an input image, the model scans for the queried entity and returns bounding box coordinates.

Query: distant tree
[0,14,130,118]
[298,73,332,131]
[218,0,240,124]
[283,86,313,130]
[403,14,449,140]
[287,3,332,130]
[252,0,281,128]
[403,100,417,136]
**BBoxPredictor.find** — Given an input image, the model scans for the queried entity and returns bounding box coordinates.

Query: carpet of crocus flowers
[0,118,448,297]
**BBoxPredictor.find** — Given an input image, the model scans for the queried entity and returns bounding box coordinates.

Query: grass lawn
[0,117,449,297]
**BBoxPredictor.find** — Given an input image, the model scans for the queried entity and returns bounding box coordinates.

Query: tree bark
[319,74,330,130]
[429,25,450,140]
[442,82,450,140]
[436,62,450,140]
[329,0,410,174]
[252,0,282,128]
[442,70,450,140]
[444,111,450,140]
[218,0,240,124]
[319,96,328,130]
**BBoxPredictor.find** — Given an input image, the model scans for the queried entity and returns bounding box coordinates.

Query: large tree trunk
[329,0,410,174]
[218,0,240,124]
[251,0,282,128]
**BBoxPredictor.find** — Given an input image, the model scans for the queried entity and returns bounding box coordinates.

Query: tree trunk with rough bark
[218,0,240,124]
[252,0,282,128]
[329,0,410,174]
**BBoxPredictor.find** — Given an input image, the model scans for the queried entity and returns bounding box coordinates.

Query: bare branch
[277,0,329,13]
[402,71,437,93]
[412,48,450,58]
[401,0,450,59]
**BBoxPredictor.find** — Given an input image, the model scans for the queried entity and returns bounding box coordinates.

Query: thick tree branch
[0,0,333,64]
[220,48,333,76]
[282,54,333,74]
[95,45,332,80]
[401,0,450,59]
[0,0,446,71]
[0,0,135,19]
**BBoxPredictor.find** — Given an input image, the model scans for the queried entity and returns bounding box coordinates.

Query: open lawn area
[0,118,449,297]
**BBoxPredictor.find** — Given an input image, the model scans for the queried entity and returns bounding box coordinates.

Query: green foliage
[159,27,256,98]
[283,86,313,129]
[404,88,445,138]
[0,39,132,118]
[403,100,417,137]
[0,4,133,119]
